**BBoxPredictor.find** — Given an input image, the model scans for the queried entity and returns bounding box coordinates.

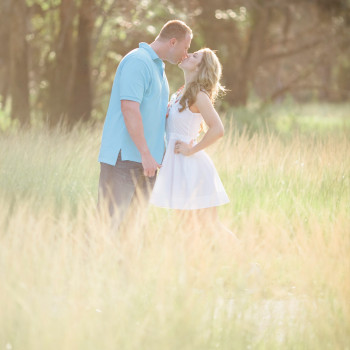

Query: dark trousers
[98,153,156,229]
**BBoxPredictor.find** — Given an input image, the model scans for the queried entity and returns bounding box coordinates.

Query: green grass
[227,101,350,136]
[0,103,349,349]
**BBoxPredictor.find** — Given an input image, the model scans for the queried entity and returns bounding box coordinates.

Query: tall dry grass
[0,110,349,349]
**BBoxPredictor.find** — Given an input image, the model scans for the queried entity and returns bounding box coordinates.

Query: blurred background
[0,0,350,128]
[1,3,350,347]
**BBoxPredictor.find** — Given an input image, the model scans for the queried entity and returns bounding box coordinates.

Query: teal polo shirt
[98,42,169,165]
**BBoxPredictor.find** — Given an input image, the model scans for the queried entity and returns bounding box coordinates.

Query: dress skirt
[150,133,229,210]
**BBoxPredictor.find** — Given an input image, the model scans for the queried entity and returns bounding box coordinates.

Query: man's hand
[141,151,161,177]
[121,100,161,177]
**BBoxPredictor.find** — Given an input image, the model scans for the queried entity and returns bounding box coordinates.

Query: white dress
[150,95,229,210]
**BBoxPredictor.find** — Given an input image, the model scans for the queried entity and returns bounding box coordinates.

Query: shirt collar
[139,42,161,61]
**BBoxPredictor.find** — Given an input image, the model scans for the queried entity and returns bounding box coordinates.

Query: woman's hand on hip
[174,140,194,156]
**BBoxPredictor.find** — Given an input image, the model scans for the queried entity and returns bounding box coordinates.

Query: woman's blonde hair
[179,48,225,112]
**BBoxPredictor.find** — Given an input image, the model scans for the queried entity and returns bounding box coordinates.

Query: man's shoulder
[122,47,152,66]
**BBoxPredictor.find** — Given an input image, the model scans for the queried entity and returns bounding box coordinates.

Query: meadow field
[0,103,349,349]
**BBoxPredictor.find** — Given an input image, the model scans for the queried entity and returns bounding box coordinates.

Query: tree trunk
[230,7,271,106]
[47,0,75,127]
[194,0,244,105]
[9,0,30,126]
[68,0,94,125]
[0,0,11,111]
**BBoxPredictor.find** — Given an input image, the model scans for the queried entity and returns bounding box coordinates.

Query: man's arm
[121,100,160,177]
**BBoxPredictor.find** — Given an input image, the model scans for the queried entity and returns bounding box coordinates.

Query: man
[98,20,192,227]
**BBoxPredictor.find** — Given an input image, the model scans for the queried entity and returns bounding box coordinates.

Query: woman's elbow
[209,124,224,138]
[217,124,225,138]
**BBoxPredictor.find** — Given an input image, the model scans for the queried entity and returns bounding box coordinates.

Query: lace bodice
[166,97,203,143]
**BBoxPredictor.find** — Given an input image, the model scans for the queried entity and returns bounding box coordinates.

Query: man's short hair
[158,20,192,41]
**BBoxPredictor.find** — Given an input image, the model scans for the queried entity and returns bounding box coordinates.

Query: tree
[186,0,350,105]
[1,0,349,127]
[9,0,30,125]
[0,0,11,111]
[68,0,95,125]
[46,0,75,126]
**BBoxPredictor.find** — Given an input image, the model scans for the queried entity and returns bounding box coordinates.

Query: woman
[150,48,230,226]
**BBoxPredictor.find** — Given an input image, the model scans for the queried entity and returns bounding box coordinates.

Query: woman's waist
[166,132,197,142]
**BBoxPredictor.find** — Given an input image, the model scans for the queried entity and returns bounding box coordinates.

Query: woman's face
[179,51,204,72]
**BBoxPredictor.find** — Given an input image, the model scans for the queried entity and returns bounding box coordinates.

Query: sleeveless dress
[150,94,229,210]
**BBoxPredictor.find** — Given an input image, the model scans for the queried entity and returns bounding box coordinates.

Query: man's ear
[169,38,177,47]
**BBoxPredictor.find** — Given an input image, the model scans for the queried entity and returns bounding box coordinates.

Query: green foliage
[225,102,350,137]
[2,0,350,124]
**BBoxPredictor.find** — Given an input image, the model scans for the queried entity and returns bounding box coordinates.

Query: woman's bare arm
[175,91,224,156]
